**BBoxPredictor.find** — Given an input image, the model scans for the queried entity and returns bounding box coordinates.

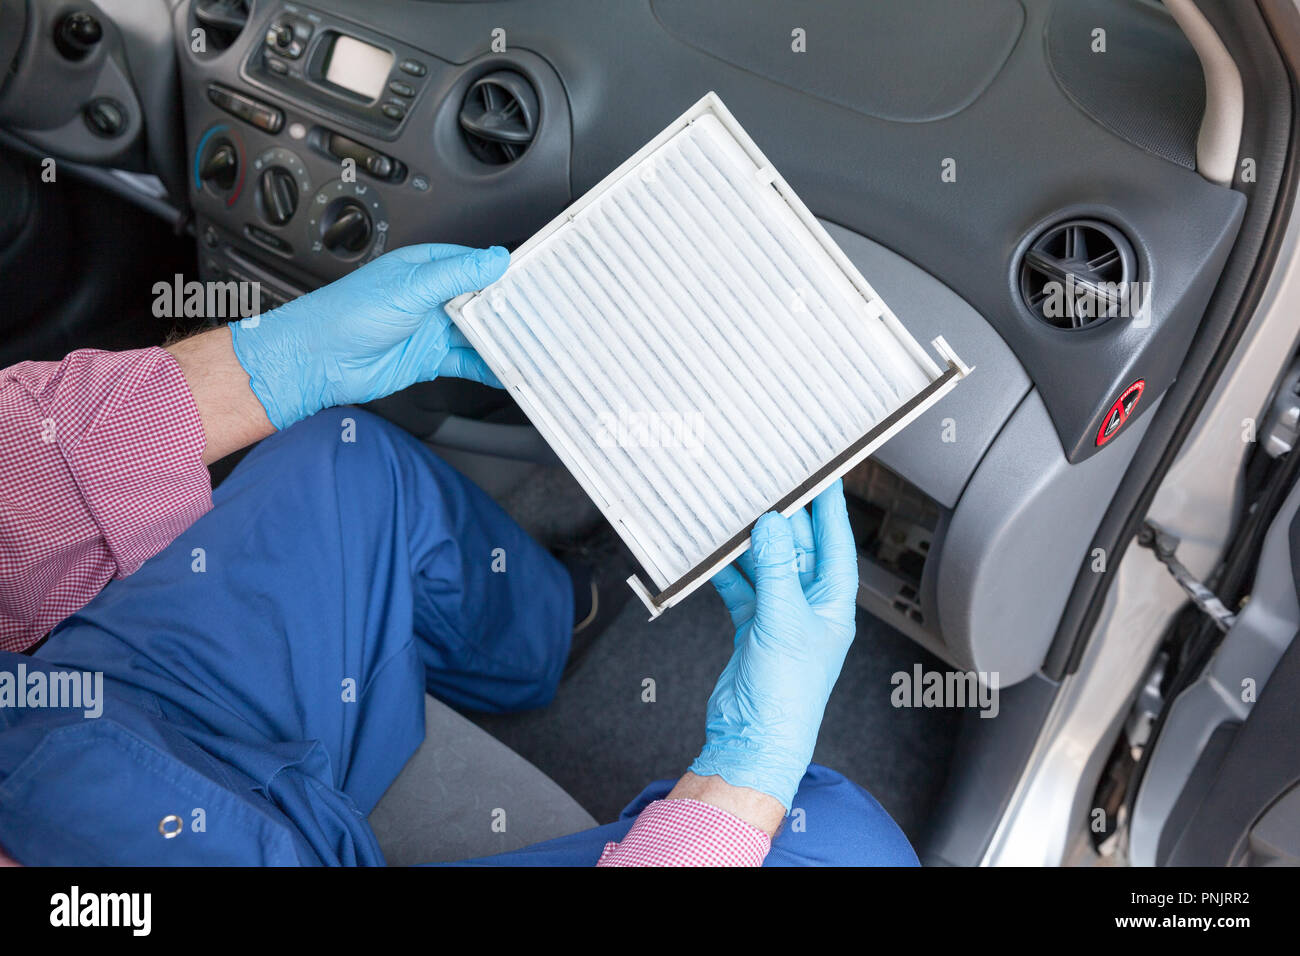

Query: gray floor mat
[490,462,605,543]
[466,465,960,843]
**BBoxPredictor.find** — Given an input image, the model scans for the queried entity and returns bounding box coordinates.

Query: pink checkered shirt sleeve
[0,347,211,652]
[596,798,771,866]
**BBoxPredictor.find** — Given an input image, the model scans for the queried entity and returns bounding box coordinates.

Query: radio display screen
[323,35,393,100]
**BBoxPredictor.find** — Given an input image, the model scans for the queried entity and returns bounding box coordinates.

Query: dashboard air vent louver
[1019,220,1136,330]
[459,71,538,165]
[192,0,249,53]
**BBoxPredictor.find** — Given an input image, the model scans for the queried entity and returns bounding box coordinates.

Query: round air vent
[459,71,539,165]
[1019,219,1137,329]
[191,0,249,53]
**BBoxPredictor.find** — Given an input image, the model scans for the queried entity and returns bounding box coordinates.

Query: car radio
[241,4,437,141]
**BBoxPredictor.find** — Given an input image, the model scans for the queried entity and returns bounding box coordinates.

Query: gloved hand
[229,243,509,430]
[689,480,859,810]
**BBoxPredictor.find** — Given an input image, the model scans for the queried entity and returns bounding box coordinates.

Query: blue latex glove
[229,243,509,430]
[689,480,859,810]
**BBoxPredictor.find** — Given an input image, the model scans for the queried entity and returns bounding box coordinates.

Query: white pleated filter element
[447,92,970,617]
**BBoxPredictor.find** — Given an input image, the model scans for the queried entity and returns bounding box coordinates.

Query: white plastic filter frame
[446,92,971,618]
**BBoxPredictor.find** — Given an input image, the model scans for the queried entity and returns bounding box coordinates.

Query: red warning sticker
[1096,379,1145,447]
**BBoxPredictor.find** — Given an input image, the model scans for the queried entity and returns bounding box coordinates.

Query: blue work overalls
[0,408,917,866]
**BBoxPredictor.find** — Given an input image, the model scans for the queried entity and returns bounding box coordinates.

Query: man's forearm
[666,772,786,837]
[593,772,785,867]
[165,325,275,465]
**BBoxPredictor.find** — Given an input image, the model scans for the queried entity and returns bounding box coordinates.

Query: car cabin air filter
[446,92,971,618]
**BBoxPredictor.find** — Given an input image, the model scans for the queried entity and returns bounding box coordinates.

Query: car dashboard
[0,0,1248,686]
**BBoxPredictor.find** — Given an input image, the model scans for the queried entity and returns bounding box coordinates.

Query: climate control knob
[305,179,389,263]
[194,125,245,207]
[259,167,298,225]
[199,143,238,191]
[321,200,372,254]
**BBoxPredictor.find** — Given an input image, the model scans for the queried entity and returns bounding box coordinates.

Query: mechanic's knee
[284,404,381,440]
[776,763,920,866]
[263,406,406,462]
[226,407,418,502]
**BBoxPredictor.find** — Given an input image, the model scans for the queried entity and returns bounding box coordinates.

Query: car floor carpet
[463,463,961,843]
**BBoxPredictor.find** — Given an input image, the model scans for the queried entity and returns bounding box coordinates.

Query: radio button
[365,154,393,178]
[326,132,405,183]
[265,18,306,58]
[207,85,238,113]
[388,80,415,98]
[398,59,426,77]
[267,24,292,49]
[380,102,406,121]
[251,108,283,134]
[208,84,283,134]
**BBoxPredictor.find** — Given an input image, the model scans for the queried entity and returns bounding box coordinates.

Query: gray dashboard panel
[163,0,1211,684]
[99,0,189,198]
[650,0,1026,123]
[172,4,574,284]
[0,0,145,165]
[1046,0,1204,170]
[157,0,1247,463]
[1,0,1242,686]
[498,0,1241,463]
[5,1,1247,462]
[937,389,1158,685]
[822,220,1031,509]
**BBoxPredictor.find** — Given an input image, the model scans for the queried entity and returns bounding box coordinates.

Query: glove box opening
[845,458,947,645]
